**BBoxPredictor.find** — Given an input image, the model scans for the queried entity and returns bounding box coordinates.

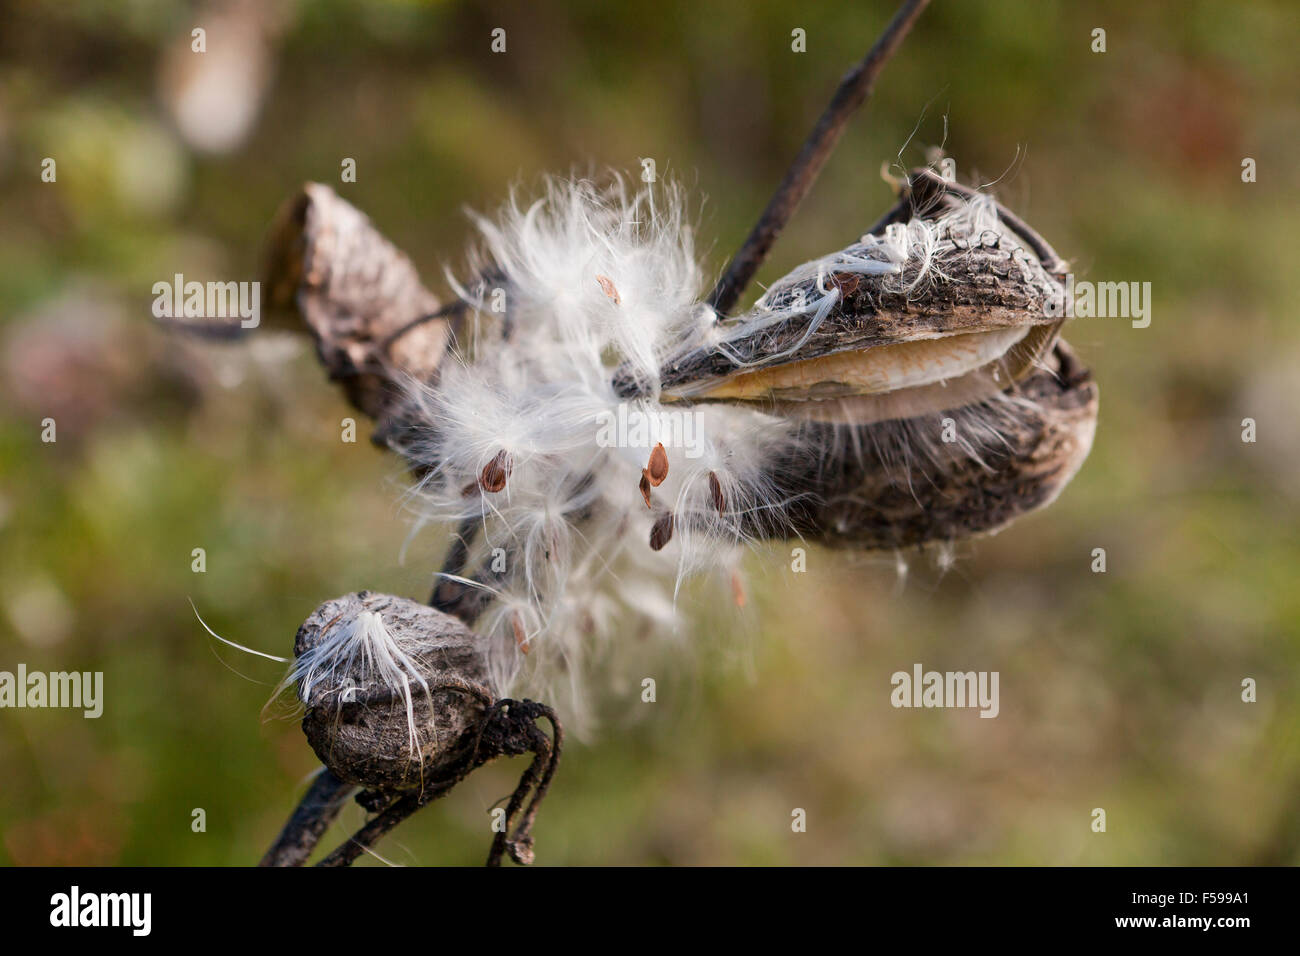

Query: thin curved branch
[707,0,932,316]
[258,769,355,867]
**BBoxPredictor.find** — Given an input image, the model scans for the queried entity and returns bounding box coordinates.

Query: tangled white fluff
[389,174,1045,728]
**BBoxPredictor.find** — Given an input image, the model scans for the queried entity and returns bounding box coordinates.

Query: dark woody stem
[707,0,932,317]
[258,768,355,867]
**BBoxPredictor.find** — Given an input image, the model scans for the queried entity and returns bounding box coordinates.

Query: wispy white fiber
[389,173,1047,729]
[278,610,434,757]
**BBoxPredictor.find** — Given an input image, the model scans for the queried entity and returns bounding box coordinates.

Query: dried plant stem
[315,789,441,868]
[258,769,355,867]
[315,699,562,868]
[708,0,931,316]
[428,516,482,609]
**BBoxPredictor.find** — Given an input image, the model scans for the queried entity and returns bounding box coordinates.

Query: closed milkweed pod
[292,591,493,792]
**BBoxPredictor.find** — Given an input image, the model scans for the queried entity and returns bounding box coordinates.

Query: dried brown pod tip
[263,184,448,425]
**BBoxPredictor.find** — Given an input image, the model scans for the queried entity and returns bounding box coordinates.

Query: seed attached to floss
[511,611,530,654]
[639,471,653,508]
[730,570,747,608]
[708,470,725,513]
[649,511,674,551]
[829,271,860,296]
[595,274,621,305]
[646,442,669,486]
[479,449,512,493]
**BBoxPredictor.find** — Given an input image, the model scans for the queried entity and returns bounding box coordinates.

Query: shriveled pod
[285,591,560,866]
[292,591,494,792]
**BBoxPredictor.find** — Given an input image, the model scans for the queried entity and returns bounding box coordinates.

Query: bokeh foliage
[1,0,1297,864]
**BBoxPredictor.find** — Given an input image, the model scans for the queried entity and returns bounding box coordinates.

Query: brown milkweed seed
[479,450,512,493]
[639,471,653,508]
[512,611,530,654]
[708,470,725,513]
[596,274,621,305]
[649,511,674,551]
[730,570,746,608]
[646,442,669,485]
[829,271,861,296]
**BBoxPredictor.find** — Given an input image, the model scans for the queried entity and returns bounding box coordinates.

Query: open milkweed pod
[612,167,1097,548]
[366,172,1095,730]
[615,167,1068,417]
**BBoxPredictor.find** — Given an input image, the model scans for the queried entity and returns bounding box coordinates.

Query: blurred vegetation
[1,0,1298,865]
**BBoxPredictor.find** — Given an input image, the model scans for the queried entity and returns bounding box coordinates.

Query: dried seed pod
[648,511,674,551]
[755,341,1097,549]
[294,591,492,792]
[479,450,512,493]
[612,170,1068,423]
[646,442,669,485]
[263,184,448,425]
[601,171,1097,551]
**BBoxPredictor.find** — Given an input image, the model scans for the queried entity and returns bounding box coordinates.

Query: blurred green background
[2,0,1298,865]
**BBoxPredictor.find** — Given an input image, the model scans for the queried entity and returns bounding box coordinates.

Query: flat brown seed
[730,570,746,608]
[511,612,529,654]
[639,470,653,508]
[708,470,725,513]
[479,449,512,493]
[649,511,674,551]
[830,271,861,296]
[461,480,480,498]
[646,442,669,486]
[596,274,621,305]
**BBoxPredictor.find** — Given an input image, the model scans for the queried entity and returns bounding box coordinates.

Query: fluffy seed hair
[278,610,435,756]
